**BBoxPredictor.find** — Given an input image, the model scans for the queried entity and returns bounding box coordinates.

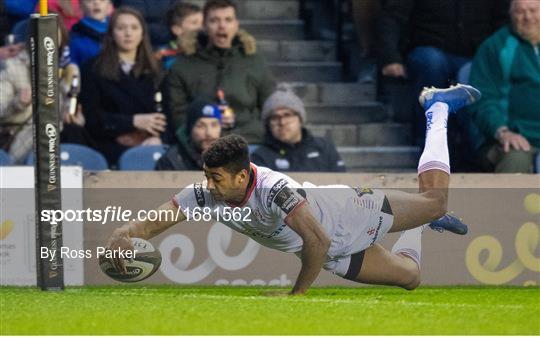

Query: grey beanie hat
[261,86,307,123]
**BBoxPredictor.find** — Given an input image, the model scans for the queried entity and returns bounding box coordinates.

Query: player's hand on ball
[106,227,133,274]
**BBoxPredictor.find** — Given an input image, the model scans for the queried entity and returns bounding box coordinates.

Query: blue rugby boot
[428,212,468,235]
[419,84,481,113]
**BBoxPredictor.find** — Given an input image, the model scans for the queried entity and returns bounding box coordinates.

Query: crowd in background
[0,0,538,173]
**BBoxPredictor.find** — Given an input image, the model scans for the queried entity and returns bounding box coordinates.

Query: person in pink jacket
[36,0,83,30]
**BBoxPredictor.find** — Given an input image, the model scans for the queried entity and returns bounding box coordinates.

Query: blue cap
[186,98,221,133]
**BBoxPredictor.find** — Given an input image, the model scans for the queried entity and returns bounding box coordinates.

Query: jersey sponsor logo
[274,187,302,215]
[242,223,287,239]
[253,208,267,223]
[266,178,288,207]
[354,187,373,198]
[193,183,205,207]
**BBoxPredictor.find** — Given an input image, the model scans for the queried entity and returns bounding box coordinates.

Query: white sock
[418,102,450,175]
[391,226,425,267]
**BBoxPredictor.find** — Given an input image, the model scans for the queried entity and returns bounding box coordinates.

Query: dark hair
[95,6,160,82]
[203,0,237,20]
[202,135,250,174]
[56,15,69,52]
[167,2,201,28]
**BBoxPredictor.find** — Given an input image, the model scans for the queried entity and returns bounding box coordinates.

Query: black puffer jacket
[376,0,509,67]
[251,128,346,173]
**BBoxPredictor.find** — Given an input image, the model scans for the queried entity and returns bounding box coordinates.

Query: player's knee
[401,268,421,291]
[403,279,420,291]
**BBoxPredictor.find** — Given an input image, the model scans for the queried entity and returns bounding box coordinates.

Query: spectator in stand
[112,0,176,47]
[251,88,346,172]
[375,0,510,145]
[351,0,382,83]
[156,98,221,170]
[469,0,540,173]
[69,0,112,67]
[1,0,37,43]
[37,0,83,30]
[81,7,167,166]
[0,18,84,163]
[0,42,24,66]
[155,2,202,70]
[168,0,275,144]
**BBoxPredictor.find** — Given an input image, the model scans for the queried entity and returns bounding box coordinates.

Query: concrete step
[338,146,420,169]
[304,103,387,124]
[258,40,335,62]
[308,124,358,147]
[241,20,304,40]
[270,62,342,82]
[191,0,299,19]
[287,82,376,104]
[308,123,411,147]
[239,0,299,19]
[357,123,412,146]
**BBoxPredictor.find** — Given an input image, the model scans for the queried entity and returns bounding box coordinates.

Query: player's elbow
[320,235,331,252]
[311,232,331,253]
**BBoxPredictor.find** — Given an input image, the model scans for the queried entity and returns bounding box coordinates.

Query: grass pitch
[1,286,539,335]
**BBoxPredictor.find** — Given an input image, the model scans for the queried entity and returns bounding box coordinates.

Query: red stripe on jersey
[171,196,179,208]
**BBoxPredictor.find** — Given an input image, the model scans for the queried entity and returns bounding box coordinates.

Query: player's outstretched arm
[286,204,331,295]
[106,200,186,273]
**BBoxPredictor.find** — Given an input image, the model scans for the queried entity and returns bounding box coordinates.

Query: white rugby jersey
[172,164,392,259]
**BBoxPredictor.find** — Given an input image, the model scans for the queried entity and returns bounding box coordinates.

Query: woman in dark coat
[81,6,168,166]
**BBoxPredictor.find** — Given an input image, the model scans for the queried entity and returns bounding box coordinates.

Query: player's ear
[237,169,248,183]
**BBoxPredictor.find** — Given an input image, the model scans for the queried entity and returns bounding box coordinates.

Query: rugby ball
[99,238,162,282]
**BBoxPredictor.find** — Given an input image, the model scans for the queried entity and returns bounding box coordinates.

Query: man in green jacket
[167,0,276,143]
[469,0,540,173]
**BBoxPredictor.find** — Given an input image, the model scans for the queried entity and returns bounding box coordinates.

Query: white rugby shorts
[323,188,394,279]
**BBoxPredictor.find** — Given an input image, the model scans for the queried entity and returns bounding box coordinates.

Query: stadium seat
[24,143,109,170]
[118,145,167,171]
[0,149,14,166]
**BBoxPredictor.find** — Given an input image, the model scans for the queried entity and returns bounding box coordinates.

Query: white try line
[73,289,527,310]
